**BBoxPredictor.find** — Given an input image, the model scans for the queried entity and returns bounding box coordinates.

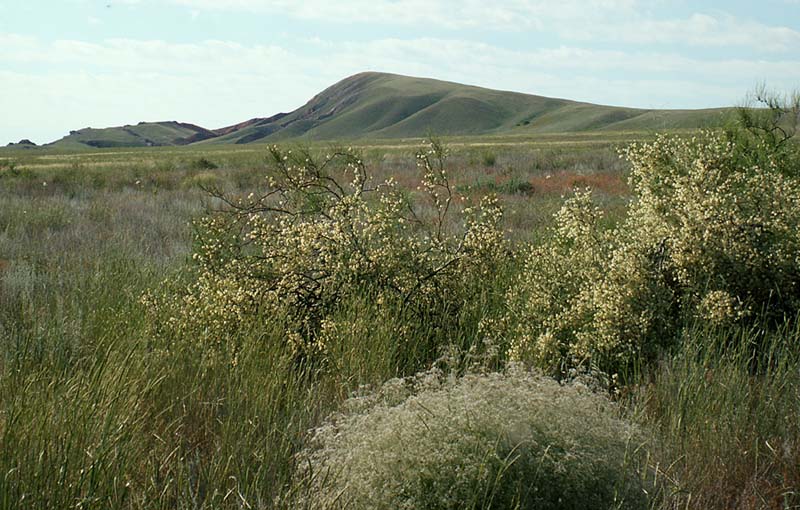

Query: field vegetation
[0,96,799,510]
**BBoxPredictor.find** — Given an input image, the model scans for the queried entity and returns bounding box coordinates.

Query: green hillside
[29,72,735,150]
[201,72,733,144]
[47,121,216,150]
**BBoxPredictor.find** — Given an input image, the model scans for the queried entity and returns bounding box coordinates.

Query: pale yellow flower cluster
[144,141,506,357]
[506,131,800,375]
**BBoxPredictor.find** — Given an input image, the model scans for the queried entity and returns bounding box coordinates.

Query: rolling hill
[40,72,733,149]
[201,72,731,145]
[47,121,218,150]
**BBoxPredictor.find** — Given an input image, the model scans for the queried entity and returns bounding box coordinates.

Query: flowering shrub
[145,140,505,356]
[506,128,800,376]
[291,366,650,509]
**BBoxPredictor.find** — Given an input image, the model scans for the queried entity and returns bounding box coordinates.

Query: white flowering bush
[145,140,505,356]
[506,125,800,376]
[291,366,650,510]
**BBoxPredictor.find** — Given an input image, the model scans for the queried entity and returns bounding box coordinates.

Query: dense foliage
[292,365,651,510]
[505,124,800,376]
[145,141,505,357]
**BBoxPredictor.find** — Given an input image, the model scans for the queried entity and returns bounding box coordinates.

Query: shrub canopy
[146,141,505,357]
[505,123,800,376]
[292,366,650,510]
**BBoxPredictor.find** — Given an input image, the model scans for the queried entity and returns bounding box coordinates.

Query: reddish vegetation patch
[393,173,422,190]
[0,259,9,273]
[528,171,628,196]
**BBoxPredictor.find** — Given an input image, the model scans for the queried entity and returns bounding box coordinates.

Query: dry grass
[635,323,800,510]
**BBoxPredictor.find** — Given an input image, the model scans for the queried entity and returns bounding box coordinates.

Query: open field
[0,132,637,243]
[1,129,798,509]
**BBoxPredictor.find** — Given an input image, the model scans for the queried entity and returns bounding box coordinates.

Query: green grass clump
[482,151,497,167]
[180,170,223,190]
[292,366,651,510]
[189,156,218,170]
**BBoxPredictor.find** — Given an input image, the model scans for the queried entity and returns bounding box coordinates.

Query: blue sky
[2,0,799,144]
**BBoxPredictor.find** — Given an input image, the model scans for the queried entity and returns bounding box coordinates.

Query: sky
[2,0,800,144]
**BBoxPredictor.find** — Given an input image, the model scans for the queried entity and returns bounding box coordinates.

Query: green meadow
[0,127,798,509]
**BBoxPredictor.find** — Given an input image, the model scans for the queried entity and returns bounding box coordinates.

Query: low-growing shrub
[503,96,800,376]
[291,365,652,510]
[502,178,535,195]
[458,176,535,197]
[0,159,19,175]
[145,140,505,357]
[190,156,218,170]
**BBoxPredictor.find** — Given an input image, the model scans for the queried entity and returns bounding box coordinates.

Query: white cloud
[167,0,639,29]
[2,33,799,144]
[564,12,800,52]
[0,35,301,75]
[325,38,800,87]
[0,35,320,144]
[157,0,800,54]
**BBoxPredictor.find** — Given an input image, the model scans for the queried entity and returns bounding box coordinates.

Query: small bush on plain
[190,156,218,170]
[292,365,651,510]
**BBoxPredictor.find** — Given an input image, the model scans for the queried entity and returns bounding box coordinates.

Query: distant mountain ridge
[33,72,733,149]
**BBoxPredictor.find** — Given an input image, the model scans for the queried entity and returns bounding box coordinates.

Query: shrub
[735,86,799,161]
[0,159,18,175]
[500,177,535,196]
[505,113,800,376]
[145,141,505,357]
[291,366,651,510]
[190,156,218,170]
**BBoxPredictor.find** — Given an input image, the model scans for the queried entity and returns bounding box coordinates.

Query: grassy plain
[0,131,797,508]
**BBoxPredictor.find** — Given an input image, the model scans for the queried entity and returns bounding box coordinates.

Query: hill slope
[38,72,734,149]
[201,72,731,144]
[46,121,218,150]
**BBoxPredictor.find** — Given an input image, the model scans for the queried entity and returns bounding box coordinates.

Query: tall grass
[0,257,511,507]
[636,321,800,509]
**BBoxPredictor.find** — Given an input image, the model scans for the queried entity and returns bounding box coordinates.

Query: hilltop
[35,72,732,149]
